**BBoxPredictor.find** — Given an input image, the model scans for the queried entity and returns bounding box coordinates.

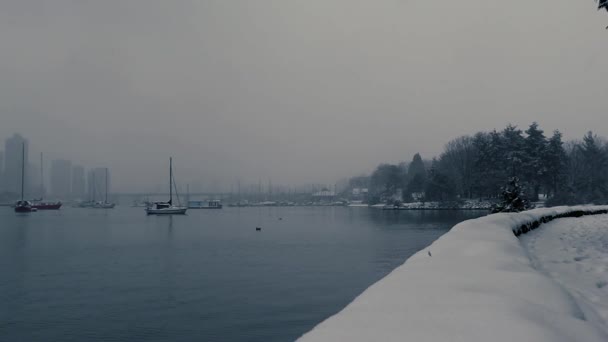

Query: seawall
[299,206,608,342]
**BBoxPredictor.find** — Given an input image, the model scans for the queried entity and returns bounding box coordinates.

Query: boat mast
[169,157,173,205]
[92,172,96,202]
[21,143,25,201]
[105,168,108,203]
[40,152,44,198]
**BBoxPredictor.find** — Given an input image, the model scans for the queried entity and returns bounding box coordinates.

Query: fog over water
[1,0,607,192]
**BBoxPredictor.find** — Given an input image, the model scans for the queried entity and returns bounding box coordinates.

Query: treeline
[357,123,608,206]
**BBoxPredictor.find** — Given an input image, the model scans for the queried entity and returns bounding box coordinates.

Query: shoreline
[299,206,608,342]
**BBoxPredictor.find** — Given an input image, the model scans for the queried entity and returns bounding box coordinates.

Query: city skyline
[0,133,117,199]
[0,132,347,195]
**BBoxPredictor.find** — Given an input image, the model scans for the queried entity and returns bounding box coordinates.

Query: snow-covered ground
[522,215,608,333]
[299,206,608,342]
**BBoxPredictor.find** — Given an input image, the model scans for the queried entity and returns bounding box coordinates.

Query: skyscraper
[4,134,28,196]
[71,165,86,200]
[51,159,72,199]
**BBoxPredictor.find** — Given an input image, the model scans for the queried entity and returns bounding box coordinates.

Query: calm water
[0,206,485,342]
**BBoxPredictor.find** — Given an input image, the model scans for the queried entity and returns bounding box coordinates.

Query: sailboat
[145,158,187,215]
[14,143,35,213]
[94,168,115,208]
[31,153,62,210]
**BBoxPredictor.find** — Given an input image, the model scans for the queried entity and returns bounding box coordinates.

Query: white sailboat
[145,158,187,215]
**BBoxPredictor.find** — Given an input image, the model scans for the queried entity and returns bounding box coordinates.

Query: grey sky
[1,0,607,192]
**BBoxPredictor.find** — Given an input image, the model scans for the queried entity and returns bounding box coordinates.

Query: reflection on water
[0,207,485,342]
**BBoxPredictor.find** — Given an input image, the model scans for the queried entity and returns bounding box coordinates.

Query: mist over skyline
[2,0,608,192]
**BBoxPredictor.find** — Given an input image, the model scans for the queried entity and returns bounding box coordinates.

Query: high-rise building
[4,134,29,196]
[71,165,86,200]
[50,159,72,199]
[88,168,111,201]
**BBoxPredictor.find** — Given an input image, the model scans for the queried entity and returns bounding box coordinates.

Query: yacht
[31,153,62,210]
[145,158,187,215]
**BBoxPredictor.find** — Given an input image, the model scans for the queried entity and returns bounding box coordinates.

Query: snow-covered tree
[492,177,533,213]
[523,122,547,200]
[580,132,608,203]
[542,130,567,198]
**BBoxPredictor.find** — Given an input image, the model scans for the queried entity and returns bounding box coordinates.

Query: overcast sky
[1,0,607,192]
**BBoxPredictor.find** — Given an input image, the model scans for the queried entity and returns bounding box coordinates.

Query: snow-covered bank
[380,200,494,210]
[299,206,608,342]
[522,215,608,333]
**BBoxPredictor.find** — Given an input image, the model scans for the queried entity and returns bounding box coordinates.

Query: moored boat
[94,201,115,209]
[145,157,187,215]
[14,143,34,213]
[146,202,187,215]
[94,168,115,209]
[32,201,62,210]
[15,200,35,213]
[30,153,62,210]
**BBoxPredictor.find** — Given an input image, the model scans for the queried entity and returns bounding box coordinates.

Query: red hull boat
[32,202,62,210]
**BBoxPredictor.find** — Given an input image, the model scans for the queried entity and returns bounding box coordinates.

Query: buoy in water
[278,217,282,221]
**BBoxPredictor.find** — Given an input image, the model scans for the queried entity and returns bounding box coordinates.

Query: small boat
[30,153,62,210]
[146,202,187,215]
[32,200,62,210]
[14,143,34,213]
[15,200,35,213]
[76,172,99,208]
[94,201,115,209]
[188,200,223,209]
[145,157,187,215]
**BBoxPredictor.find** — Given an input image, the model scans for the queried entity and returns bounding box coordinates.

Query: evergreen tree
[502,124,526,178]
[579,132,608,203]
[523,122,547,200]
[408,153,426,179]
[439,135,477,199]
[542,130,567,198]
[425,159,457,201]
[406,153,427,198]
[492,177,532,213]
[473,131,506,198]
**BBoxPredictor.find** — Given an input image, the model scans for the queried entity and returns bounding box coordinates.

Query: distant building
[88,168,111,201]
[71,165,86,200]
[411,192,425,201]
[312,188,336,202]
[51,159,72,199]
[4,134,29,196]
[351,187,369,201]
[351,188,369,196]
